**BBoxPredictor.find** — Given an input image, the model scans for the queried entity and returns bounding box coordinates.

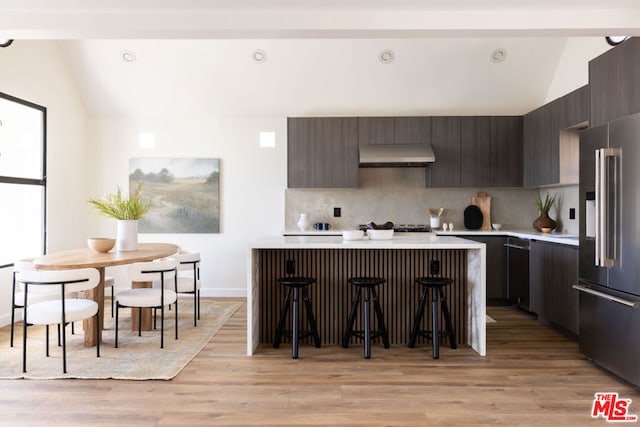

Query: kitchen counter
[247,234,486,356]
[435,230,579,247]
[282,229,579,246]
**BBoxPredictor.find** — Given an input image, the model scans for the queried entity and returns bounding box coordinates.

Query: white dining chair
[169,251,201,327]
[10,259,67,348]
[115,259,178,349]
[18,267,101,373]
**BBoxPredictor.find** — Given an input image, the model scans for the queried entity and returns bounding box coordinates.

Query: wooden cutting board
[471,191,492,231]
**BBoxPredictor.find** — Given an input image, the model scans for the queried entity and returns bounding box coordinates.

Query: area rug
[0,298,241,380]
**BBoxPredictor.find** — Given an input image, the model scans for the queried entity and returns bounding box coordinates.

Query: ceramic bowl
[541,227,552,233]
[87,238,116,253]
[492,223,503,231]
[366,229,394,240]
[342,230,364,241]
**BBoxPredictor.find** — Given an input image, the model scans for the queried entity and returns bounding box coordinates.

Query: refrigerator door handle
[595,148,620,267]
[573,284,639,308]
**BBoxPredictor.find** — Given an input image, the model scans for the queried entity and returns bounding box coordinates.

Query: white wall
[86,117,287,296]
[0,41,88,326]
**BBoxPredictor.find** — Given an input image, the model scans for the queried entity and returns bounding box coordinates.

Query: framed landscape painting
[129,158,220,233]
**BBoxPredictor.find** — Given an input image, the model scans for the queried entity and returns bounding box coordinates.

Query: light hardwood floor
[1,299,639,426]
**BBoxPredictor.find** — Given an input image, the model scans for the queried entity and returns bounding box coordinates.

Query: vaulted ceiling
[2,1,638,118]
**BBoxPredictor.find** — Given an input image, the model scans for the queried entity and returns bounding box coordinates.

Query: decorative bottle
[297,213,310,231]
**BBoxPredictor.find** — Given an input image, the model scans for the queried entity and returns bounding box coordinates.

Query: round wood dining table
[33,243,179,347]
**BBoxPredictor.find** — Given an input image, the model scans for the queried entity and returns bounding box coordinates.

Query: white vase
[297,213,310,231]
[116,219,139,251]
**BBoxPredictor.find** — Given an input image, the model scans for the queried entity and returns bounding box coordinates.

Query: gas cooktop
[358,224,432,232]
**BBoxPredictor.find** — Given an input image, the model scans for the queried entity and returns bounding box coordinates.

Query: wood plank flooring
[1,298,639,426]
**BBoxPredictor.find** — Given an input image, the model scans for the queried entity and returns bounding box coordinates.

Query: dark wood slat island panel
[257,248,468,346]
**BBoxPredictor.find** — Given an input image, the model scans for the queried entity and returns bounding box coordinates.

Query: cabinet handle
[572,284,639,308]
[504,243,529,250]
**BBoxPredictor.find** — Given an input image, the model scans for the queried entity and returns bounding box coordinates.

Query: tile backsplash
[285,168,578,233]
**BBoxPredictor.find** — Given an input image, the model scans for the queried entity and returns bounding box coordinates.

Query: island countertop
[247,234,486,357]
[250,234,486,250]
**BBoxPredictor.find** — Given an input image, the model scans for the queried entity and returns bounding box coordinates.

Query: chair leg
[62,322,67,374]
[96,311,101,358]
[10,306,16,348]
[363,288,371,359]
[71,321,75,335]
[46,325,51,357]
[409,286,428,348]
[197,290,201,321]
[371,287,390,349]
[138,307,143,337]
[110,286,114,318]
[431,289,439,360]
[273,287,292,349]
[174,299,179,340]
[115,302,119,348]
[22,312,28,373]
[292,287,299,359]
[193,290,198,327]
[439,287,457,349]
[302,288,321,348]
[342,287,361,348]
[160,303,165,349]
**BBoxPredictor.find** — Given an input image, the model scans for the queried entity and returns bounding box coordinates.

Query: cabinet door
[395,117,432,144]
[358,117,395,145]
[426,116,461,187]
[532,241,579,335]
[589,38,640,127]
[523,106,553,186]
[461,236,507,302]
[460,117,491,187]
[287,117,358,188]
[490,116,523,187]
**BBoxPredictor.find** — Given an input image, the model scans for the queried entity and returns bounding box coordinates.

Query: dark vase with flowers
[532,212,557,232]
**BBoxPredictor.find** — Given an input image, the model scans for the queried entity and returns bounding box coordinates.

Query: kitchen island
[247,234,486,356]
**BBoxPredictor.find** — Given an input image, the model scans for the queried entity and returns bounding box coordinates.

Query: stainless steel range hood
[359,143,436,167]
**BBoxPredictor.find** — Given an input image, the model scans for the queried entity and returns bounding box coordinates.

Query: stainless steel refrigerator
[578,112,640,387]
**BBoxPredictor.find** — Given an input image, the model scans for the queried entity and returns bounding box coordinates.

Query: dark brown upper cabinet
[287,117,359,188]
[589,37,640,127]
[523,85,588,187]
[358,116,432,145]
[427,116,461,187]
[429,116,522,188]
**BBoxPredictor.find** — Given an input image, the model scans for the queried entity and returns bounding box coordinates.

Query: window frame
[0,91,47,268]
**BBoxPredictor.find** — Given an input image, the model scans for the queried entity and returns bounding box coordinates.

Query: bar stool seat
[273,276,321,359]
[342,277,390,359]
[409,277,457,359]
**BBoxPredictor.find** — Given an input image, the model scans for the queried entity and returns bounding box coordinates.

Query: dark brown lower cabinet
[530,240,579,335]
[458,236,507,305]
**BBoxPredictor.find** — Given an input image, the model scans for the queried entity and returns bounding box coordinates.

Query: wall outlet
[333,207,341,217]
[569,208,576,220]
[430,260,440,276]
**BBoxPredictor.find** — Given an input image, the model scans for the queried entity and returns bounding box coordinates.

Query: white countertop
[435,229,579,247]
[282,229,579,247]
[251,234,485,249]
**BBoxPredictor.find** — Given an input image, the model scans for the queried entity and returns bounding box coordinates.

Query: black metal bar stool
[409,277,457,359]
[273,276,321,359]
[342,277,390,359]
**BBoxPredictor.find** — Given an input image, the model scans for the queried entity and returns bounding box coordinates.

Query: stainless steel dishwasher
[505,237,530,311]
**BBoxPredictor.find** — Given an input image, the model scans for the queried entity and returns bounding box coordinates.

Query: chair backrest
[127,259,177,282]
[172,251,200,272]
[16,268,100,295]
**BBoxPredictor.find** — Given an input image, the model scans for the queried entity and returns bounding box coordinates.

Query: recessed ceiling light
[379,49,395,64]
[121,50,137,63]
[252,49,267,63]
[491,48,507,63]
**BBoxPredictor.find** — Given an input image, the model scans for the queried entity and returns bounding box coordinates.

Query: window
[0,92,46,267]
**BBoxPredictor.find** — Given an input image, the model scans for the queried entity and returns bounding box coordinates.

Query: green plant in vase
[87,182,151,251]
[533,192,557,232]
